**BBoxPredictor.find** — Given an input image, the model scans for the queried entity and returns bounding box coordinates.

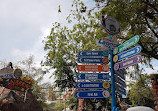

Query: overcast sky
[0,0,157,83]
[0,0,75,63]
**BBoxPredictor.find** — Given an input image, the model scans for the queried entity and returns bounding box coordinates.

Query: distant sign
[75,90,110,99]
[114,55,142,70]
[76,81,110,89]
[113,35,140,55]
[76,73,110,80]
[78,50,109,57]
[0,78,32,92]
[78,57,109,64]
[0,74,14,78]
[101,16,120,35]
[113,46,142,62]
[77,65,110,72]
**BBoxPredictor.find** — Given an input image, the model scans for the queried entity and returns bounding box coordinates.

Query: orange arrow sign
[77,65,110,72]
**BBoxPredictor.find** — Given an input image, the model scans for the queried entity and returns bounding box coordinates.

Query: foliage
[42,0,157,109]
[127,74,154,108]
[42,0,107,90]
[43,0,158,87]
[43,103,55,110]
[14,55,48,103]
[99,0,158,60]
[53,103,65,110]
[0,60,8,69]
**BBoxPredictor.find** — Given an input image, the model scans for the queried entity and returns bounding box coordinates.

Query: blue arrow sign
[76,73,110,80]
[78,50,109,57]
[76,82,110,89]
[74,90,110,98]
[113,46,142,62]
[78,58,109,64]
[98,38,119,48]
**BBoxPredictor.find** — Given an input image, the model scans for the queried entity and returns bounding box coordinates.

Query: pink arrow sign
[114,55,141,70]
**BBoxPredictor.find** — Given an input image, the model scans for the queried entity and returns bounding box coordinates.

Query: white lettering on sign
[84,59,101,62]
[119,41,134,52]
[86,52,99,56]
[85,74,98,80]
[82,84,99,87]
[102,38,114,43]
[87,77,98,79]
[123,60,133,66]
[120,50,135,58]
[87,93,98,96]
[85,66,98,71]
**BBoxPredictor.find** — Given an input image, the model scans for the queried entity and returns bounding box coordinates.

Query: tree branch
[143,0,158,13]
[144,17,158,38]
[139,41,158,59]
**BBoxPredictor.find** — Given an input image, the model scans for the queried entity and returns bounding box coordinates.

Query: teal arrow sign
[113,35,140,55]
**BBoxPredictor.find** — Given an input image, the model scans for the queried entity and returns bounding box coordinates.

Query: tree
[127,74,154,108]
[42,0,157,109]
[42,0,107,90]
[43,0,158,87]
[97,0,158,60]
[67,94,78,110]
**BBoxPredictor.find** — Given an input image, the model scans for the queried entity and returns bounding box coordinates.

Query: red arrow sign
[77,65,110,72]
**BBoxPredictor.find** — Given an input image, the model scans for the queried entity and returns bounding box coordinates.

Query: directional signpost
[77,65,110,72]
[76,81,110,89]
[75,90,110,99]
[75,16,142,111]
[113,35,140,55]
[113,45,142,62]
[100,16,121,111]
[76,73,110,80]
[114,54,142,71]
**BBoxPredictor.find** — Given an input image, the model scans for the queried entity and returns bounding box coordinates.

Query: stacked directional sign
[115,69,126,96]
[113,35,142,96]
[75,50,110,99]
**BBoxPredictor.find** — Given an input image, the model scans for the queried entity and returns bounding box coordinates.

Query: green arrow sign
[113,35,140,55]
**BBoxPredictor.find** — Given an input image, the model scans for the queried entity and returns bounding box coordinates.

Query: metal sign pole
[110,34,116,111]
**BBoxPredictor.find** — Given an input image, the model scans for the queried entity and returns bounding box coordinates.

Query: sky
[0,0,76,83]
[0,0,73,63]
[0,0,96,83]
[0,0,157,84]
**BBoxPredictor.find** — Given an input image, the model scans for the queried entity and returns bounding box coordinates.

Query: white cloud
[0,0,73,63]
[11,27,51,63]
